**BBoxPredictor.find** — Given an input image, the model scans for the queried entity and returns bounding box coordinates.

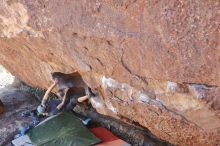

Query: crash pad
[96,139,131,146]
[28,112,100,146]
[90,127,131,146]
[90,127,118,142]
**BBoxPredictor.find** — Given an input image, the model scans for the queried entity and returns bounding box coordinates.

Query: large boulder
[0,0,219,145]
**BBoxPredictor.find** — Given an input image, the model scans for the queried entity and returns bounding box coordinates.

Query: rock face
[0,0,219,145]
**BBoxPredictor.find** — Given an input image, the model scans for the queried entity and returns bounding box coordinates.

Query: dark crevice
[75,105,173,146]
[186,82,218,88]
[120,48,148,85]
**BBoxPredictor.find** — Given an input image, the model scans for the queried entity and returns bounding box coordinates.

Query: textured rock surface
[0,0,219,145]
[0,87,38,145]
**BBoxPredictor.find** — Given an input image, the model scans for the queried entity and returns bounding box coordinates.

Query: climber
[50,71,92,111]
[37,75,90,116]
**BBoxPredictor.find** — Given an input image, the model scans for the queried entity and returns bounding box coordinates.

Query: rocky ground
[0,87,38,146]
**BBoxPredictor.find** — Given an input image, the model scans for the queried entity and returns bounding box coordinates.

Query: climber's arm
[56,88,69,110]
[41,81,57,106]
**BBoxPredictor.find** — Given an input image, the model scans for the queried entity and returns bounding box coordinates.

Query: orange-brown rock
[0,0,219,145]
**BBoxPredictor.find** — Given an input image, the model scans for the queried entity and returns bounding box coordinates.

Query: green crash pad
[28,112,101,146]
